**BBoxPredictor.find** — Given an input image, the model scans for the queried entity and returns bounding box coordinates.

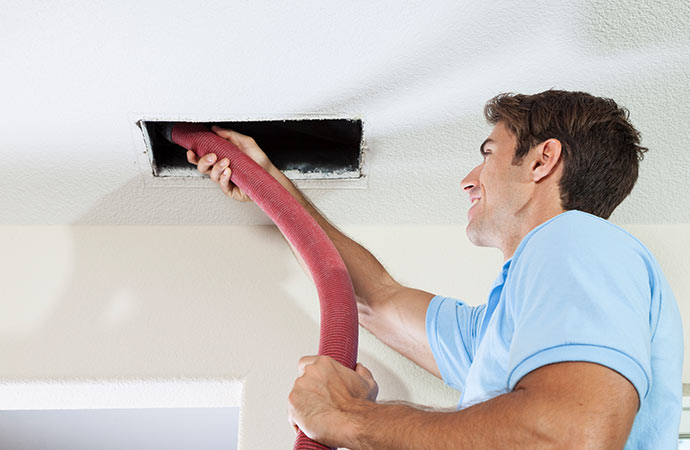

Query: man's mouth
[470,197,481,208]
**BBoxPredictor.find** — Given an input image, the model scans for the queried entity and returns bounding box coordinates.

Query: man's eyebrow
[480,138,495,156]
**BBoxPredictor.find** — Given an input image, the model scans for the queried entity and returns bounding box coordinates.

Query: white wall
[0,222,687,447]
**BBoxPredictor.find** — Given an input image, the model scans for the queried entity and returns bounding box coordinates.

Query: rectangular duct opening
[139,118,364,180]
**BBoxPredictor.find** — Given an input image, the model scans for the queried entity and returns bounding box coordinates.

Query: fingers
[287,378,303,436]
[210,125,273,172]
[288,411,300,435]
[195,153,217,174]
[298,355,320,377]
[355,363,374,381]
[215,165,247,202]
[209,159,244,201]
[186,149,249,201]
[219,167,233,196]
[299,356,364,378]
[355,363,379,400]
[210,158,229,183]
[212,125,256,149]
[186,150,199,165]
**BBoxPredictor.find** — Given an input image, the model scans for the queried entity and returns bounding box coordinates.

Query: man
[189,90,683,449]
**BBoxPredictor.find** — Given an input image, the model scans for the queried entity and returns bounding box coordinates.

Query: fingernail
[222,168,230,177]
[206,154,215,162]
[219,159,229,168]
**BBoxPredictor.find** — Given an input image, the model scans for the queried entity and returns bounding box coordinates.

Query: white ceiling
[2,0,689,226]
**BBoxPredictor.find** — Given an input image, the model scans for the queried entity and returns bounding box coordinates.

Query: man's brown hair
[484,89,648,219]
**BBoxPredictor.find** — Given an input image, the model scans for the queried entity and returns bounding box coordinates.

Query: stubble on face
[466,198,503,249]
[464,122,521,251]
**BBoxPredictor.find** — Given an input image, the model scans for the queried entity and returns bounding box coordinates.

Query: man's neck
[501,207,567,262]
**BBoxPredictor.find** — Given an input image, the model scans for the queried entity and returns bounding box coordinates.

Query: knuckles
[297,355,334,382]
[287,389,299,406]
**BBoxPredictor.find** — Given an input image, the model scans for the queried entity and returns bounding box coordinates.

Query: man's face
[461,122,532,249]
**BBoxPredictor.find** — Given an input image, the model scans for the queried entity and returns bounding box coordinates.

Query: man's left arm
[288,356,639,449]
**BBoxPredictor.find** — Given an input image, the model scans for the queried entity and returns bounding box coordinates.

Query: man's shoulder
[505,210,660,299]
[504,209,660,328]
[515,210,648,262]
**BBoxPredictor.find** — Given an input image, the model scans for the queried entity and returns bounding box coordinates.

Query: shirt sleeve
[426,294,487,391]
[505,217,653,406]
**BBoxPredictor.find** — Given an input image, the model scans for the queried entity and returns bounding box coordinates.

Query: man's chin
[466,220,492,248]
[466,221,481,246]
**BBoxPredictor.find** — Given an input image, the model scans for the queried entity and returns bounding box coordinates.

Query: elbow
[518,414,627,450]
[510,389,614,450]
[355,275,399,309]
[356,294,375,322]
[355,280,400,330]
[514,425,585,450]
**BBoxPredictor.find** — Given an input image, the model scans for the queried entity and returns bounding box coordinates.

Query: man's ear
[530,138,562,183]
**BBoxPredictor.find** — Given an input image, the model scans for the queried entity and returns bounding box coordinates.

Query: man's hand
[186,125,275,202]
[288,355,379,447]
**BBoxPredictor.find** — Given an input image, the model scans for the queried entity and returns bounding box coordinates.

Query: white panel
[0,408,239,450]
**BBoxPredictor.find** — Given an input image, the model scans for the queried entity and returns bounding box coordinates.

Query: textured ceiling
[2,0,689,225]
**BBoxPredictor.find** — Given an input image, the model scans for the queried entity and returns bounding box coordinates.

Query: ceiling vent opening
[139,118,364,181]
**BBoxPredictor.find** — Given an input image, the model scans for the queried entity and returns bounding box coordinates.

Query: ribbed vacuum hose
[168,123,359,450]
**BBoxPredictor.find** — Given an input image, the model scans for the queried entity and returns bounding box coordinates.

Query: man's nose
[461,165,480,192]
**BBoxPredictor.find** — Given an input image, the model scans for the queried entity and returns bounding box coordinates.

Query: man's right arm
[189,127,441,378]
[267,166,442,379]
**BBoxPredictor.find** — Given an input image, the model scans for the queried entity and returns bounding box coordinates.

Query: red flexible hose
[170,123,359,450]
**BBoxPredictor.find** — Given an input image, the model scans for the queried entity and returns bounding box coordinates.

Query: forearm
[346,390,562,450]
[269,165,399,303]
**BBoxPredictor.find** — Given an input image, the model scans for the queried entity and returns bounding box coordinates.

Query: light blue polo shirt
[426,210,683,448]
